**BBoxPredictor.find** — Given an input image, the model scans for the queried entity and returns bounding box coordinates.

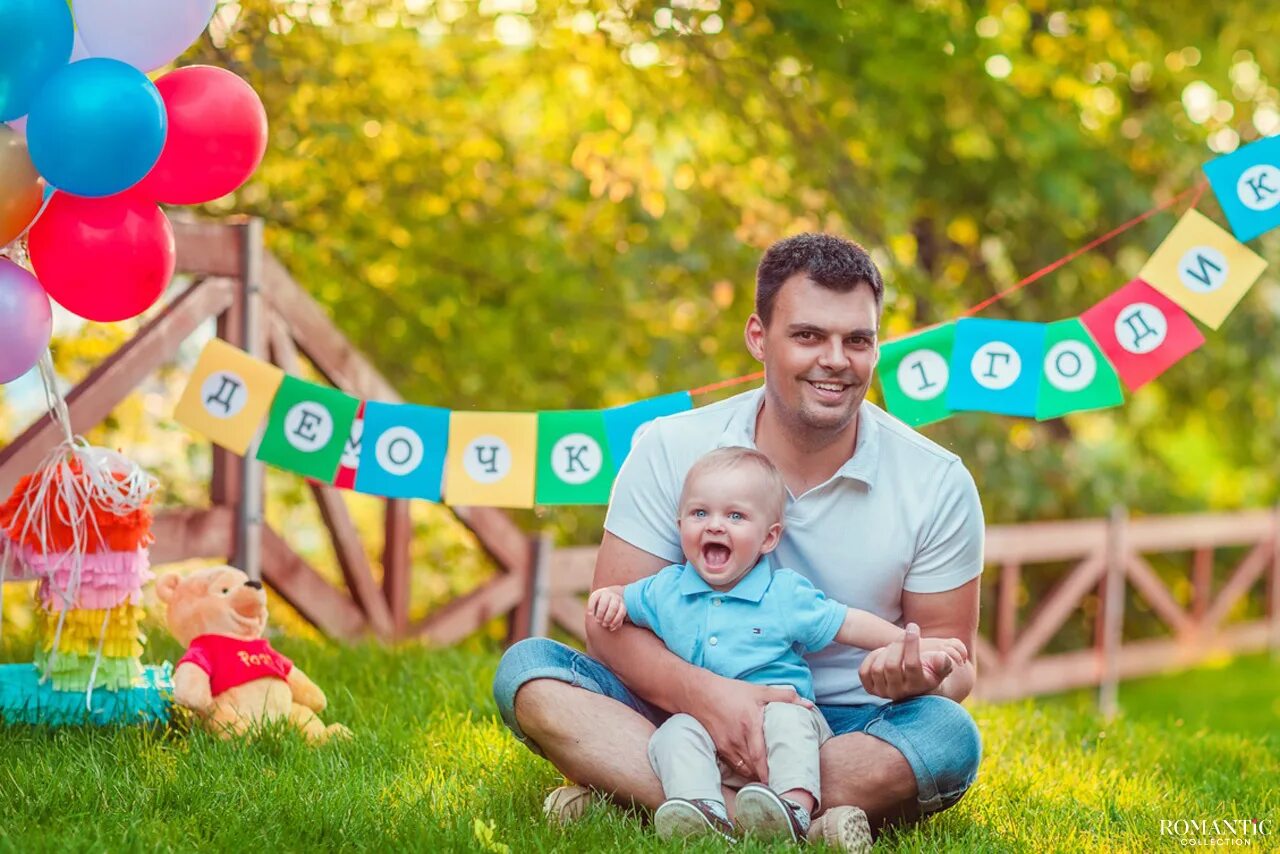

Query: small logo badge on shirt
[752,628,762,635]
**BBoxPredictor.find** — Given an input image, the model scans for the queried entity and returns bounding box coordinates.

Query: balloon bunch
[0,0,269,383]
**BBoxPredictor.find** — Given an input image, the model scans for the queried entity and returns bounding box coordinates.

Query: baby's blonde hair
[679,447,788,524]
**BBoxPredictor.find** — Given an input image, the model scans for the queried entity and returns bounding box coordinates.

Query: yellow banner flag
[174,339,285,455]
[443,412,538,508]
[1139,209,1267,330]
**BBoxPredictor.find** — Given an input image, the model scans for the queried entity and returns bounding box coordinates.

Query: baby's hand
[586,586,627,631]
[920,636,969,666]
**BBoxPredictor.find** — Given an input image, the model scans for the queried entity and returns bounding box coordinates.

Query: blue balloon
[0,0,74,122]
[26,58,167,198]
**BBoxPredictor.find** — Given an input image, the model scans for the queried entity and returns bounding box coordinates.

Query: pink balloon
[0,259,53,383]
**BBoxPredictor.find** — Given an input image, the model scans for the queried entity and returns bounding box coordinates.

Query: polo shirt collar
[715,386,880,488]
[678,556,773,602]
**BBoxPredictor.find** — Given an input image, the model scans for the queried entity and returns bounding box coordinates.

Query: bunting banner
[443,411,538,508]
[174,172,1272,506]
[877,323,956,427]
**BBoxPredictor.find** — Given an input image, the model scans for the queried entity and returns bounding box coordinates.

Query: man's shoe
[543,784,593,824]
[734,783,807,841]
[806,804,873,853]
[653,798,737,842]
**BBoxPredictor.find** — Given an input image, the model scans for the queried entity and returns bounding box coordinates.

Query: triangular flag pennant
[1137,209,1266,330]
[444,412,538,508]
[333,401,365,490]
[1079,279,1205,391]
[1202,135,1280,242]
[1035,318,1124,420]
[256,376,360,482]
[535,411,616,506]
[945,319,1047,417]
[174,339,284,455]
[877,323,956,427]
[355,401,450,501]
[601,392,693,471]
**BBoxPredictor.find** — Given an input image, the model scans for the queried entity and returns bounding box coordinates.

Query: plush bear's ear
[155,573,181,604]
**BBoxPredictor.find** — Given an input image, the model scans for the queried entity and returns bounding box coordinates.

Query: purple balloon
[0,258,52,383]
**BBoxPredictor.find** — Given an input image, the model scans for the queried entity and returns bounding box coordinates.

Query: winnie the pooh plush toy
[156,565,351,743]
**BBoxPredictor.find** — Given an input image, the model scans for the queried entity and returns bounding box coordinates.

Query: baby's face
[678,466,782,591]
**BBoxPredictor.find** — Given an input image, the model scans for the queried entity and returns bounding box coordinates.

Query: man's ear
[759,522,783,555]
[744,313,767,362]
[155,573,181,603]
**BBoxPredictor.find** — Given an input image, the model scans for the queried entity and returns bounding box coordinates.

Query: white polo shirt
[604,386,984,707]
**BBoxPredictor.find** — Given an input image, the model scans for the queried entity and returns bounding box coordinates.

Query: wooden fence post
[528,532,553,638]
[1098,504,1128,719]
[233,218,265,582]
[1270,503,1280,661]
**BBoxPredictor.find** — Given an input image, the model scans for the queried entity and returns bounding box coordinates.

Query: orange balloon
[0,126,42,247]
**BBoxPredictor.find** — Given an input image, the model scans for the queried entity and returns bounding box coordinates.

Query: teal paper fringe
[0,662,173,726]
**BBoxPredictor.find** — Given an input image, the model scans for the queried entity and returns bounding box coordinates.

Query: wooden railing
[535,506,1280,706]
[0,218,538,645]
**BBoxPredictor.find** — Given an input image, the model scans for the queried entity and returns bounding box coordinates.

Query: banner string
[688,180,1210,398]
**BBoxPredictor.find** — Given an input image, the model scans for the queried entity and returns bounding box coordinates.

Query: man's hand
[586,585,627,631]
[683,673,813,783]
[859,623,957,701]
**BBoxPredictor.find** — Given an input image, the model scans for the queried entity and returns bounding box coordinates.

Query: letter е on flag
[256,376,361,482]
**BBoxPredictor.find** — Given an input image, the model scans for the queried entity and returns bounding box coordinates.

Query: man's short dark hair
[754,233,884,326]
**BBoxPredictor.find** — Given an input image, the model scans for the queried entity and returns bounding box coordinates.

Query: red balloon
[28,191,175,322]
[135,65,268,205]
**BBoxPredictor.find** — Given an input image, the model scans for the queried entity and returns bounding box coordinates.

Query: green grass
[1,635,1277,853]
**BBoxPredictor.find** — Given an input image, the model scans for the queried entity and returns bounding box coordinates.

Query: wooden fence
[536,506,1280,708]
[2,216,1276,706]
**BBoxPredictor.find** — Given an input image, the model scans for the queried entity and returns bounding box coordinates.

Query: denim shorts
[493,637,982,816]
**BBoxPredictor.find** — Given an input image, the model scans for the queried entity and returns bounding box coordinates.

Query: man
[493,233,984,850]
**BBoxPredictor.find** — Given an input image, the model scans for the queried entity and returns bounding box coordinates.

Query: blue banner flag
[945,319,1047,417]
[355,401,450,501]
[601,391,694,471]
[1203,135,1280,242]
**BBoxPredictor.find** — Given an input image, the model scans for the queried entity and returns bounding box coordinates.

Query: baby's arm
[587,585,627,631]
[835,608,969,663]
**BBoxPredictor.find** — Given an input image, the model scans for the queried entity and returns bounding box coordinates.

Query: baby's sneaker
[734,783,809,841]
[653,798,737,842]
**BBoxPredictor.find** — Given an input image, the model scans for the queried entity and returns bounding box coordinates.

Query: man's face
[745,274,880,435]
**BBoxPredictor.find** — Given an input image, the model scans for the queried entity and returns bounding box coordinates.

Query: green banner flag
[1035,318,1125,420]
[878,323,956,427]
[256,376,361,482]
[536,410,616,505]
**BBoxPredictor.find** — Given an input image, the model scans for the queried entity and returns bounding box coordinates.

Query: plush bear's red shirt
[177,634,293,695]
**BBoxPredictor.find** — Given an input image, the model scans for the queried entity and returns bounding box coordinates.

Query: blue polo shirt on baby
[622,557,847,701]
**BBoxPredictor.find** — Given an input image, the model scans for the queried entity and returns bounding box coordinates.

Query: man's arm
[902,577,979,702]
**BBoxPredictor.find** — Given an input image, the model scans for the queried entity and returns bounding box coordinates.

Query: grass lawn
[1,634,1277,853]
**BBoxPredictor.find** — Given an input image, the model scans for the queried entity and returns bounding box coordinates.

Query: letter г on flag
[174,338,285,455]
[1202,134,1280,242]
[1137,209,1266,330]
[356,401,451,501]
[1079,279,1204,391]
[877,323,956,427]
[256,376,361,482]
[444,411,538,508]
[601,391,693,472]
[945,319,1047,417]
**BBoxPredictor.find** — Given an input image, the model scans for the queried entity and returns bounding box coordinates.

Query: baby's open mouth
[702,543,731,568]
